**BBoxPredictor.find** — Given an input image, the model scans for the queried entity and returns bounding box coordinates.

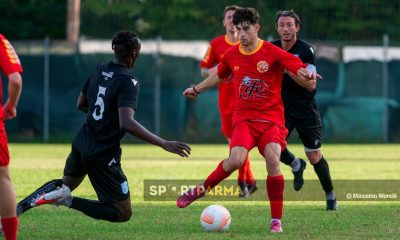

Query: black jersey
[272,39,316,105]
[73,61,139,157]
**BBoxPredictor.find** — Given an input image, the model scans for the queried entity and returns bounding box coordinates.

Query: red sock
[267,175,284,219]
[244,155,256,185]
[1,217,18,240]
[203,160,232,190]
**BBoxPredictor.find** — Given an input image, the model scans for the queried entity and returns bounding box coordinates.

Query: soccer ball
[200,205,231,232]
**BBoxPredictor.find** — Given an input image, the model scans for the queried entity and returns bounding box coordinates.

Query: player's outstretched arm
[183,69,221,100]
[297,67,322,81]
[290,67,322,91]
[286,70,316,92]
[119,107,191,157]
[3,72,22,120]
[200,65,217,78]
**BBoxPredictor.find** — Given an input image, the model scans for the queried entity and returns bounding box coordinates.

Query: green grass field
[7,143,400,239]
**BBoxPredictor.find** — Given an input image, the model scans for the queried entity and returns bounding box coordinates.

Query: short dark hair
[233,7,259,26]
[223,5,239,18]
[112,30,141,59]
[275,9,301,27]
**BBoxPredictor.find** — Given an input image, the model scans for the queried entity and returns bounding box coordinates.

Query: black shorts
[63,144,130,202]
[285,100,322,151]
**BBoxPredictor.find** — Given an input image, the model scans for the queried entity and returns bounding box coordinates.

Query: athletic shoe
[238,182,249,198]
[247,183,258,196]
[16,203,23,217]
[270,220,283,233]
[31,184,71,207]
[326,199,338,210]
[176,186,205,208]
[293,159,306,191]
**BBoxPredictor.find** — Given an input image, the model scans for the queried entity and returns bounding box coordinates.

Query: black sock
[70,197,120,222]
[312,156,334,194]
[17,179,63,216]
[280,148,295,166]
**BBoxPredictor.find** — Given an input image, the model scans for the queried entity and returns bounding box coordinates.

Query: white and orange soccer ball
[200,204,231,232]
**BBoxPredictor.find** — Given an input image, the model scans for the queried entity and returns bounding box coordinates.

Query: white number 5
[92,86,107,120]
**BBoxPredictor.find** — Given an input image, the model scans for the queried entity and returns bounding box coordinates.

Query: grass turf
[7,143,400,239]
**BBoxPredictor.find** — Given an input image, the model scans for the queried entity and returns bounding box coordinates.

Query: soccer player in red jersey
[0,34,23,240]
[200,5,257,198]
[178,8,321,233]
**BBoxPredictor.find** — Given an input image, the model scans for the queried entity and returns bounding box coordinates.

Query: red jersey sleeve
[200,41,218,69]
[269,42,306,75]
[0,34,23,76]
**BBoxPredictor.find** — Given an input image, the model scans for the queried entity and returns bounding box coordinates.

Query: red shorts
[230,120,288,157]
[220,112,233,139]
[0,129,10,166]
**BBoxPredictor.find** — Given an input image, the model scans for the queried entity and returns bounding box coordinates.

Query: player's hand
[182,87,199,100]
[3,100,17,120]
[297,68,322,81]
[162,141,191,157]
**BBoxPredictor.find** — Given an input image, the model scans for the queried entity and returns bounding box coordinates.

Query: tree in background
[1,0,399,44]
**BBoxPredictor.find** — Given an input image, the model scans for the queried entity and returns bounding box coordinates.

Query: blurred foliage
[1,0,400,44]
[0,0,66,39]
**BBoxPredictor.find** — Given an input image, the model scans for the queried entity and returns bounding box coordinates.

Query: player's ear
[255,24,260,32]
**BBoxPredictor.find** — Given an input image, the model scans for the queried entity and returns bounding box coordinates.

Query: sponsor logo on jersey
[239,76,269,99]
[256,61,269,73]
[101,71,114,80]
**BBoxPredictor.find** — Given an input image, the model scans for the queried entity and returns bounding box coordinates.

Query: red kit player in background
[199,5,257,198]
[0,34,23,240]
[178,8,321,233]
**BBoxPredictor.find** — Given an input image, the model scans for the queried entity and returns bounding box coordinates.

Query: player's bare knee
[266,158,280,175]
[306,150,321,165]
[114,200,132,222]
[118,208,132,222]
[226,156,244,170]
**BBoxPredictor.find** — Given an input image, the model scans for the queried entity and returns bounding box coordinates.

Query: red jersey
[0,34,23,119]
[218,40,306,127]
[200,35,239,115]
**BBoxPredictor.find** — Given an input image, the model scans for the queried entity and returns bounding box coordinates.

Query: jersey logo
[108,158,117,166]
[256,61,269,73]
[131,78,138,86]
[234,66,239,71]
[101,71,114,80]
[239,76,269,99]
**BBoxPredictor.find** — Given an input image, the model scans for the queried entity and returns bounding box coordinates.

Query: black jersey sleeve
[302,45,317,72]
[118,77,139,110]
